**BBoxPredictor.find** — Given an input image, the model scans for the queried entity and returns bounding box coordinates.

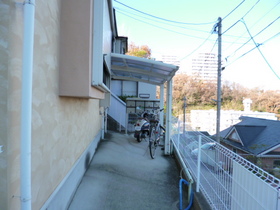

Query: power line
[227,33,279,64]
[225,16,280,60]
[179,33,214,61]
[223,1,280,52]
[115,9,218,41]
[114,0,279,74]
[115,6,214,34]
[127,12,222,62]
[224,45,260,67]
[262,32,280,45]
[241,18,280,80]
[225,32,280,67]
[114,0,265,50]
[115,8,250,45]
[223,0,245,20]
[210,39,218,54]
[114,0,217,25]
[115,4,250,40]
[224,30,280,80]
[223,0,261,34]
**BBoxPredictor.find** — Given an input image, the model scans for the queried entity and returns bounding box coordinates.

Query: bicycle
[148,109,165,159]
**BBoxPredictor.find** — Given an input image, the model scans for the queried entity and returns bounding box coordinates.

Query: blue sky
[113,0,280,90]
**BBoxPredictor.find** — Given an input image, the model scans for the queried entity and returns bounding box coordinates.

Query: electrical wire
[114,6,213,35]
[115,9,218,41]
[224,30,280,81]
[225,32,280,67]
[114,0,217,25]
[223,0,261,34]
[116,8,251,46]
[114,0,264,57]
[262,32,280,45]
[223,0,245,20]
[224,1,280,52]
[241,18,280,80]
[225,16,280,61]
[114,0,278,73]
[210,39,218,54]
[179,33,215,61]
[115,6,249,42]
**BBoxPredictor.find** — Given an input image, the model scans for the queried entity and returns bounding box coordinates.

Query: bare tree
[172,76,280,116]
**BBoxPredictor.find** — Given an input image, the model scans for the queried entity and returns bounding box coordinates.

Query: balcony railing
[171,118,280,210]
[108,93,127,131]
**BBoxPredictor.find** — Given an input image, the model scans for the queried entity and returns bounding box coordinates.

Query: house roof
[220,116,280,156]
[186,131,210,137]
[232,125,266,146]
[110,53,179,85]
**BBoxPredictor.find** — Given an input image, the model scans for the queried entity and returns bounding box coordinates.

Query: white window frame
[91,0,111,93]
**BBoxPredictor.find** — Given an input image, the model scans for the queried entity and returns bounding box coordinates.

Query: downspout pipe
[21,0,35,209]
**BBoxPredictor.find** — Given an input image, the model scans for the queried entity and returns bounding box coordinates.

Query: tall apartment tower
[191,52,218,82]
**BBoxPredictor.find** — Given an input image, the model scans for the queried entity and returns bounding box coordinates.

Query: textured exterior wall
[0,1,102,209]
[0,2,11,210]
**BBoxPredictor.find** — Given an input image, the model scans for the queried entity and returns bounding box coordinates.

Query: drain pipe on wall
[20,0,35,209]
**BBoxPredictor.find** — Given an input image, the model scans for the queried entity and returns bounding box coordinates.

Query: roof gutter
[20,0,35,209]
[257,143,280,157]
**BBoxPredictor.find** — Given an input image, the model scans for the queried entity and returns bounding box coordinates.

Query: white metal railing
[171,118,280,210]
[108,93,126,131]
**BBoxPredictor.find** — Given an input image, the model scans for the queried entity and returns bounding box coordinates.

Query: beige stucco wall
[1,1,103,209]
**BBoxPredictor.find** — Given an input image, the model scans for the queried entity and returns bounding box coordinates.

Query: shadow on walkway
[68,131,180,210]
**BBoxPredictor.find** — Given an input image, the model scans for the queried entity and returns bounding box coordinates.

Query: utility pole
[216,17,222,143]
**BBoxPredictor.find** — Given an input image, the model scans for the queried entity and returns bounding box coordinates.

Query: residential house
[0,0,119,209]
[0,0,178,209]
[220,116,280,173]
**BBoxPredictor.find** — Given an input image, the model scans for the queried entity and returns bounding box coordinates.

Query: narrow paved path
[68,131,180,210]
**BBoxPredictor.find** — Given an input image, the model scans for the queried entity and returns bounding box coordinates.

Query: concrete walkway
[68,131,180,210]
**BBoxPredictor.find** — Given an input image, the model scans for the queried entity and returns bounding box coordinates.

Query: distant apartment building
[160,54,181,71]
[191,52,218,82]
[190,99,277,135]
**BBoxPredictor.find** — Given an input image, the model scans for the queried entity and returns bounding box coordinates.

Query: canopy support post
[164,79,172,155]
[159,84,164,125]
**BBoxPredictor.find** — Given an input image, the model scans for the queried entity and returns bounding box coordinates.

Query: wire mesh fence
[171,118,280,210]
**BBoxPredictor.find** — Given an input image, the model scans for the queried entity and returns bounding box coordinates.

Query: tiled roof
[220,116,280,155]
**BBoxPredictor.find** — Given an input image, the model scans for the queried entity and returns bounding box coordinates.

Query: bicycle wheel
[149,127,158,159]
